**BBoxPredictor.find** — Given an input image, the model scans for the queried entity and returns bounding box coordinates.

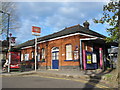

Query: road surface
[2,75,105,88]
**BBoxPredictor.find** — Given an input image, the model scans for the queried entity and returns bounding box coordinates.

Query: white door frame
[51,47,59,69]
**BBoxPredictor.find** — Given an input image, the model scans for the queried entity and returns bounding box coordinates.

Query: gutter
[79,37,99,69]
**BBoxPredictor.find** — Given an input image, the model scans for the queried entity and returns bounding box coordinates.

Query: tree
[93,0,120,88]
[0,2,19,40]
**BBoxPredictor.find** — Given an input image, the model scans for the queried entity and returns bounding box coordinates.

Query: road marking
[39,75,109,88]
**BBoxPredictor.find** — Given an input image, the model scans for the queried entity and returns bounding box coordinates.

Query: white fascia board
[21,46,34,49]
[80,37,98,41]
[22,32,102,49]
[38,32,98,44]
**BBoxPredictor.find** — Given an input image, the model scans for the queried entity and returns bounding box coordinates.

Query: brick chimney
[83,21,90,29]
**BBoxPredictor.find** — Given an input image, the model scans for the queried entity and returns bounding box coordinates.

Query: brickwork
[21,35,94,70]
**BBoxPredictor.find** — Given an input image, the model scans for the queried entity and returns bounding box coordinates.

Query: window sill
[64,60,74,61]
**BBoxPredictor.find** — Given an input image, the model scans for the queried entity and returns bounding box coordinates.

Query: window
[41,48,45,60]
[52,52,56,60]
[31,51,34,58]
[66,44,72,60]
[52,47,59,60]
[37,53,40,61]
[52,52,59,60]
[24,54,29,61]
[56,52,59,60]
[21,54,24,61]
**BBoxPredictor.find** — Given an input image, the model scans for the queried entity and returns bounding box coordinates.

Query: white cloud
[15,20,35,43]
[13,2,108,43]
[59,7,77,14]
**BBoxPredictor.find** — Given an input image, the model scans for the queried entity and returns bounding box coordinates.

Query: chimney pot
[83,20,90,29]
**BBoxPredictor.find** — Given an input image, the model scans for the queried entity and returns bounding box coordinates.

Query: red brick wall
[20,35,93,69]
[38,35,80,67]
[21,47,34,60]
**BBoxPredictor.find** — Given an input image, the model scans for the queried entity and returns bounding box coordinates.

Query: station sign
[32,26,41,36]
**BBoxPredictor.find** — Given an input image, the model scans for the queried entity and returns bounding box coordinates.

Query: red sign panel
[10,52,20,69]
[32,26,41,33]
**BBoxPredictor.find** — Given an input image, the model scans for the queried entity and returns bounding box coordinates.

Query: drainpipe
[79,37,98,70]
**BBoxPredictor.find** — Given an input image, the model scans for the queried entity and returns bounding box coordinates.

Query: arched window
[52,47,59,60]
[66,44,72,60]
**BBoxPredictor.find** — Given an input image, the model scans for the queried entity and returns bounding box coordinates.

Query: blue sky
[12,1,110,44]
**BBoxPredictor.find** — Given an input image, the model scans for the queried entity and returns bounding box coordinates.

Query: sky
[10,1,111,44]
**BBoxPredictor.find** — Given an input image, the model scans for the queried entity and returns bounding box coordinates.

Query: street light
[0,10,10,45]
[0,10,10,73]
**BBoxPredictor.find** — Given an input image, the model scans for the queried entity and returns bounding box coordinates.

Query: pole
[7,14,10,73]
[0,10,10,50]
[0,10,10,73]
[80,40,83,69]
[7,14,10,47]
[35,36,37,71]
[8,36,11,73]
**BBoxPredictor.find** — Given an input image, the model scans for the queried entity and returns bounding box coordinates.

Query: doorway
[52,47,59,69]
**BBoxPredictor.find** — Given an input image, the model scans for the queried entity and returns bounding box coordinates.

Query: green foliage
[93,0,119,42]
[105,74,112,78]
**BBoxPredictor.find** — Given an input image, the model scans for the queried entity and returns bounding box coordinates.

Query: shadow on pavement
[83,68,116,89]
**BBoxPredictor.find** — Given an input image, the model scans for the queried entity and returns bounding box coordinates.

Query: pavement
[0,68,118,88]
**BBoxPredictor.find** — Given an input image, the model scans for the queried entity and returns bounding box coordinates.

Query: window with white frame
[41,48,45,60]
[66,44,72,60]
[37,53,40,61]
[21,54,24,61]
[31,51,34,58]
[24,54,29,61]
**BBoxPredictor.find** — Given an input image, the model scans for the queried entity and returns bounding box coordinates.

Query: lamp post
[0,10,10,73]
[0,10,10,47]
[8,33,12,73]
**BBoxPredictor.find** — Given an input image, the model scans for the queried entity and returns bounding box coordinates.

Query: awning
[83,38,118,47]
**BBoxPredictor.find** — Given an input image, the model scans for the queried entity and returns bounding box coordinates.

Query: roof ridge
[65,24,80,29]
[37,24,81,40]
[16,24,106,48]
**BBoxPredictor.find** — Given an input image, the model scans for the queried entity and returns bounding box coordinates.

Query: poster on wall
[86,54,92,64]
[92,53,97,63]
[74,50,79,60]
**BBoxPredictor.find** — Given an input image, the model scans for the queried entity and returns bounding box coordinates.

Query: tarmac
[0,68,118,88]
